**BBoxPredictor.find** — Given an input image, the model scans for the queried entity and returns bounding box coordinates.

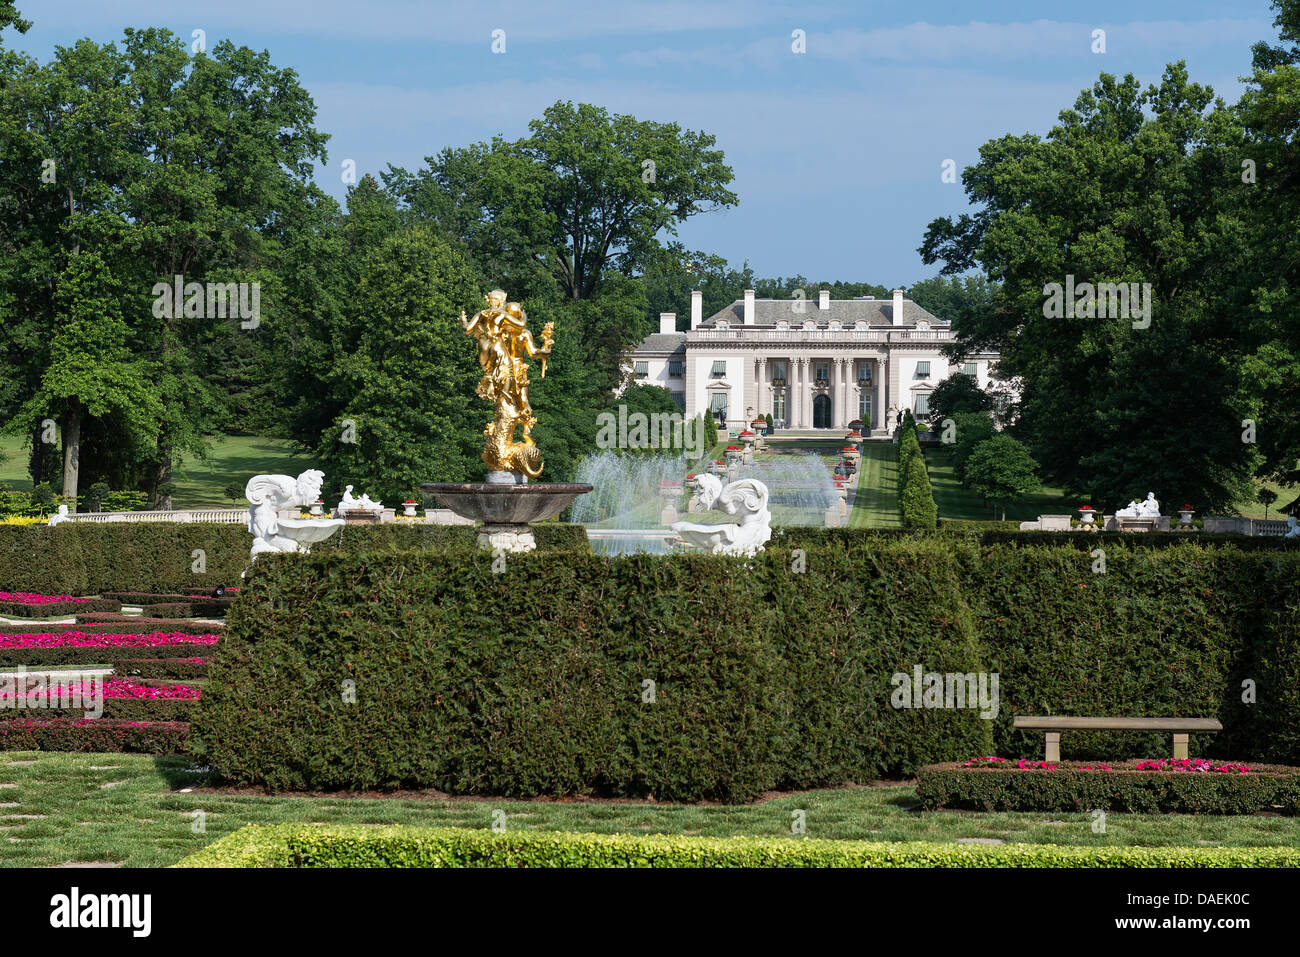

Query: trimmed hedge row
[192,541,992,801]
[14,699,195,721]
[115,658,210,680]
[915,762,1300,814]
[0,522,590,594]
[0,598,121,618]
[176,824,1300,869]
[192,539,1300,799]
[64,616,224,633]
[897,428,938,530]
[0,718,188,753]
[0,644,215,668]
[140,601,232,619]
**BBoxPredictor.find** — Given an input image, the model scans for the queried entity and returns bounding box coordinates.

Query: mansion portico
[626,288,1004,435]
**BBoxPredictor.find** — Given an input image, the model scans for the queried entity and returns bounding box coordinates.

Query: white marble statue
[671,474,772,557]
[1286,516,1300,539]
[246,469,343,561]
[47,504,70,526]
[338,485,361,511]
[1116,493,1162,519]
[359,493,383,512]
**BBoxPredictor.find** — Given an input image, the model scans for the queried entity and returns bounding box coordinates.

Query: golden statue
[461,290,555,478]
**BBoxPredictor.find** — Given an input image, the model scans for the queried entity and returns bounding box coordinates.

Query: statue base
[478,522,536,553]
[486,470,528,485]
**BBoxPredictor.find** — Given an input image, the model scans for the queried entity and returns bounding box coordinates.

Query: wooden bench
[1012,716,1223,762]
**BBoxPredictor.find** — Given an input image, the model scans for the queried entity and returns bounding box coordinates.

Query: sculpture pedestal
[478,523,536,553]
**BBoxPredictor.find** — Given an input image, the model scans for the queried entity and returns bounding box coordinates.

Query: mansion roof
[702,298,943,329]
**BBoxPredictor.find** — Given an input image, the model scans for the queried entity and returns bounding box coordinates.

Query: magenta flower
[0,592,91,605]
[0,631,219,649]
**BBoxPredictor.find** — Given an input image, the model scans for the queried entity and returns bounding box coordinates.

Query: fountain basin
[276,518,345,548]
[420,482,592,552]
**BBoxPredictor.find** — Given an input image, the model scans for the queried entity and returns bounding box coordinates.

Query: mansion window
[772,391,786,425]
[710,361,727,378]
[859,390,872,423]
[857,362,871,384]
[815,363,829,382]
[995,394,1011,415]
[668,360,684,377]
[776,321,790,336]
[633,361,649,378]
[770,361,787,386]
[717,320,729,330]
[710,392,728,421]
[915,361,931,378]
[962,362,978,377]
[915,394,931,416]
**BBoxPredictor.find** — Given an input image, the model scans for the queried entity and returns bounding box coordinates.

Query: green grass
[0,435,30,491]
[850,442,901,528]
[926,445,1076,523]
[169,436,314,507]
[2,752,1297,867]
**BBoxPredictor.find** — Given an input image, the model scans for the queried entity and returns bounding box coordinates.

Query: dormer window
[776,320,790,336]
[717,320,729,330]
[828,320,841,331]
[855,321,868,331]
[803,320,817,331]
[916,319,931,331]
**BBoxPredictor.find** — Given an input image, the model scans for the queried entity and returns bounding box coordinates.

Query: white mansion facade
[626,288,1004,435]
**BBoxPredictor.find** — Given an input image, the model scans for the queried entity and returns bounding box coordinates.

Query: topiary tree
[1257,486,1278,520]
[964,434,1040,520]
[900,453,937,529]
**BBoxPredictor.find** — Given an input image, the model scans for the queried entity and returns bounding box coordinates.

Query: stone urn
[840,445,860,467]
[1078,507,1096,526]
[1179,506,1195,526]
[844,430,863,448]
[738,431,758,464]
[402,500,418,517]
[659,480,684,525]
[309,500,324,517]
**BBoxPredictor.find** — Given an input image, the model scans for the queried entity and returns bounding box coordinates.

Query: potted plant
[402,498,419,518]
[1178,503,1195,525]
[1077,505,1096,526]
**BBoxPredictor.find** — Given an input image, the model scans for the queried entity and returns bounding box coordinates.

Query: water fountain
[421,290,591,552]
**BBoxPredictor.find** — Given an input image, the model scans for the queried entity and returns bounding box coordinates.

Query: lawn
[925,444,1077,523]
[850,441,902,528]
[2,752,1296,867]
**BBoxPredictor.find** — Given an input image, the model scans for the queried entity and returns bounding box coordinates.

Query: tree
[964,435,1040,520]
[927,374,994,421]
[947,411,998,483]
[1257,486,1278,519]
[9,253,159,504]
[315,226,486,501]
[0,2,28,36]
[386,101,738,302]
[919,64,1258,511]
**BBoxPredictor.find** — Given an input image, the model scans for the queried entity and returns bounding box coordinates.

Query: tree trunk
[153,456,173,510]
[61,409,80,511]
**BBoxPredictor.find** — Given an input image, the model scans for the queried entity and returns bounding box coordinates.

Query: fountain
[421,290,591,552]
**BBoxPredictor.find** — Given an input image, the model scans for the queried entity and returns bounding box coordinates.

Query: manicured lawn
[850,442,901,528]
[0,435,30,491]
[926,444,1076,523]
[169,436,314,507]
[2,752,1296,867]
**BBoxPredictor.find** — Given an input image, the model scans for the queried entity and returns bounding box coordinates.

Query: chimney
[659,312,677,335]
[819,289,830,311]
[892,288,906,326]
[743,289,755,325]
[690,290,703,329]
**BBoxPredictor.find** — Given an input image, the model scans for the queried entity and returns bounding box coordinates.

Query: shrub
[115,657,210,680]
[191,542,991,800]
[0,718,187,753]
[900,454,937,529]
[0,597,121,618]
[915,761,1300,814]
[0,522,589,593]
[177,823,1300,869]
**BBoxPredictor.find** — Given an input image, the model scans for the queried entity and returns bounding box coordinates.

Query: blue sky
[7,0,1280,284]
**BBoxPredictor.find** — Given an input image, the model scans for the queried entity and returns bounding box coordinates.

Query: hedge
[0,522,590,594]
[916,762,1300,814]
[115,657,210,680]
[0,598,121,618]
[176,824,1300,868]
[0,718,188,753]
[140,601,232,619]
[191,539,1300,798]
[62,616,224,634]
[13,699,195,721]
[191,541,992,801]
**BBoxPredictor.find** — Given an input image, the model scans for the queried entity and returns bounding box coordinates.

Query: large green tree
[920,65,1257,511]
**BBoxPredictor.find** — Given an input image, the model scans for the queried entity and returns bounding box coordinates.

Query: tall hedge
[190,539,1300,800]
[191,542,991,801]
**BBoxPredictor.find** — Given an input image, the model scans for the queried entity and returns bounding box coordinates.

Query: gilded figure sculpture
[461,290,555,478]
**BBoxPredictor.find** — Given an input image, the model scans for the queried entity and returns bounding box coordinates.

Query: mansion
[626,288,1004,435]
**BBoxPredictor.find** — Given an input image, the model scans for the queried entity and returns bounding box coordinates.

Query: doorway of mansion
[812,394,832,429]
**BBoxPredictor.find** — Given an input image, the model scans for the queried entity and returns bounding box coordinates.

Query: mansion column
[802,357,813,429]
[755,357,767,420]
[793,357,804,428]
[839,358,850,429]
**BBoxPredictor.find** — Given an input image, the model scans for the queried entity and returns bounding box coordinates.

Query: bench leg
[1044,732,1061,763]
[1172,733,1189,760]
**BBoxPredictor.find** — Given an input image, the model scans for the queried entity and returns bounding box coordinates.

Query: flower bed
[1,677,200,721]
[0,717,188,753]
[66,615,223,634]
[0,592,121,618]
[0,630,219,668]
[917,760,1300,814]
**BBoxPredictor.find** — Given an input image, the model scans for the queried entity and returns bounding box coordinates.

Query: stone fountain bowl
[420,483,593,525]
[277,517,346,546]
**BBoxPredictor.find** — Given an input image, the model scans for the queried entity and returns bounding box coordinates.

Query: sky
[6,0,1281,285]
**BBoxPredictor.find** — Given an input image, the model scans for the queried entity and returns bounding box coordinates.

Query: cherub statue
[246,469,337,559]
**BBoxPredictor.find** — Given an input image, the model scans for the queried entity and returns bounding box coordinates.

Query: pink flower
[0,592,91,605]
[0,631,219,649]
